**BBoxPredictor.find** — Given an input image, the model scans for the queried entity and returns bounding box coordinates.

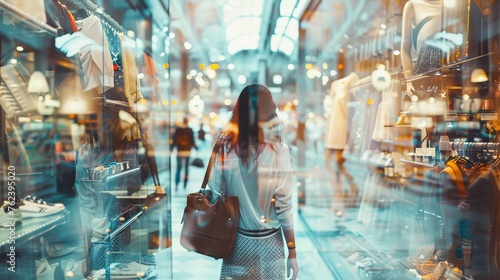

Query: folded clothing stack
[89,161,131,180]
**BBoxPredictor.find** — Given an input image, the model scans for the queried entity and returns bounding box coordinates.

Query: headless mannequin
[401,0,443,94]
[324,72,359,204]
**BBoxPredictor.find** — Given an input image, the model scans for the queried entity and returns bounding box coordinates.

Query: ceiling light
[186,74,193,80]
[380,24,387,29]
[160,52,165,57]
[287,64,295,70]
[237,75,247,84]
[162,27,168,33]
[190,70,197,76]
[127,30,135,38]
[184,42,192,50]
[293,99,299,105]
[471,68,488,83]
[273,75,283,85]
[10,59,17,64]
[16,46,24,52]
[322,75,329,85]
[322,63,328,70]
[27,71,49,94]
[228,64,235,70]
[393,50,401,56]
[224,99,232,106]
[330,70,338,76]
[137,73,145,79]
[169,32,175,38]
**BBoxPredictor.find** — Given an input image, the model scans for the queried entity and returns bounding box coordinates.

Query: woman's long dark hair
[218,84,278,166]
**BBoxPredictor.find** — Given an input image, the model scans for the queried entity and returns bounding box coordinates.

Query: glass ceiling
[223,0,309,56]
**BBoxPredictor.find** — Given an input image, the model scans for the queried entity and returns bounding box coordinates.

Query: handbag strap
[200,140,226,195]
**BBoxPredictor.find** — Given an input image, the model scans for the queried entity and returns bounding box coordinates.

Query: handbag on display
[180,142,239,259]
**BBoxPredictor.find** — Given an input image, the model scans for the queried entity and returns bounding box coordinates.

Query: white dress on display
[372,78,401,142]
[324,72,359,149]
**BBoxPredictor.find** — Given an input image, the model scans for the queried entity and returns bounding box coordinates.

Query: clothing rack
[81,0,125,34]
[349,70,400,90]
[451,142,500,153]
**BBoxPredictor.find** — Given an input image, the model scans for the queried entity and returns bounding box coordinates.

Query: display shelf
[0,210,69,253]
[402,50,500,83]
[0,1,62,36]
[100,185,157,199]
[384,124,414,128]
[105,192,166,242]
[79,166,141,184]
[400,159,435,168]
[381,139,414,148]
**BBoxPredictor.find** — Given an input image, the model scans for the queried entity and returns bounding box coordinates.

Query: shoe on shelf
[19,194,65,218]
[36,259,59,280]
[0,201,21,227]
[40,236,77,258]
[60,258,85,280]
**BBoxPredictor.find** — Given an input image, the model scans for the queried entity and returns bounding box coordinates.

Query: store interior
[1,0,500,279]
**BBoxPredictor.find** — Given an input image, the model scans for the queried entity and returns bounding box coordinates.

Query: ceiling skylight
[280,0,298,17]
[222,0,265,55]
[228,34,260,54]
[225,17,262,41]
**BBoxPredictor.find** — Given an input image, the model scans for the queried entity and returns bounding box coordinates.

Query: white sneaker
[60,258,85,280]
[36,259,59,280]
[20,194,65,218]
[0,201,21,227]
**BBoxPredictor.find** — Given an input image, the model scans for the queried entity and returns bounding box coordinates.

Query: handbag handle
[200,140,226,195]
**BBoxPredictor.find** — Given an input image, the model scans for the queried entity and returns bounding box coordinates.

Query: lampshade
[27,71,49,93]
[471,68,488,83]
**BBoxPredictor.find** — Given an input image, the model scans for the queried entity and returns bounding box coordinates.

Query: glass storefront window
[0,0,171,278]
[2,0,500,279]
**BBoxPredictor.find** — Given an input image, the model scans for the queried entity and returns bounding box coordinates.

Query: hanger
[76,8,90,21]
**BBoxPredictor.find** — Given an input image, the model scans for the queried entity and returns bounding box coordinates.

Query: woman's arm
[283,228,299,280]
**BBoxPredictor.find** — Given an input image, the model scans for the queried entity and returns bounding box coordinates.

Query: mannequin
[324,72,359,204]
[401,0,442,94]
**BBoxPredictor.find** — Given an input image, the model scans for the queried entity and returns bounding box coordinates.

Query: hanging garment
[324,72,359,149]
[142,54,162,103]
[372,78,401,142]
[56,15,114,93]
[438,157,489,267]
[119,34,144,108]
[463,164,500,277]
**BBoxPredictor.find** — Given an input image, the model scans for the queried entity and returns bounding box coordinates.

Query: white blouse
[208,142,294,231]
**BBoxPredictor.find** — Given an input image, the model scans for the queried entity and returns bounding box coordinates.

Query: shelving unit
[0,210,70,253]
[400,159,435,168]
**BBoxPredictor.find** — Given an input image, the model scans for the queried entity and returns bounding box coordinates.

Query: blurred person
[171,117,197,191]
[208,84,299,280]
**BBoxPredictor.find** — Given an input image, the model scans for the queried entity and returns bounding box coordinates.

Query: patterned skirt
[220,228,285,280]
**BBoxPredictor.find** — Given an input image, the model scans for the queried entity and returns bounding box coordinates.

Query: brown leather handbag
[180,143,239,259]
